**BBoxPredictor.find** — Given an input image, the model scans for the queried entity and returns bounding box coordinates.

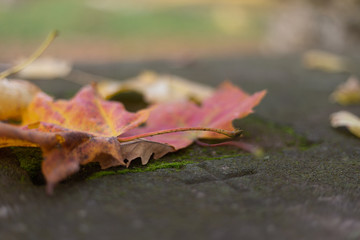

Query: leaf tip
[52,30,60,38]
[232,129,243,137]
[46,183,55,195]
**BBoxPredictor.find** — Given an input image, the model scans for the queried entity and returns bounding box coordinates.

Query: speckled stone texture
[0,55,359,240]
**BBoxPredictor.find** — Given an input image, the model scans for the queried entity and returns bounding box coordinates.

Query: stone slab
[0,55,359,240]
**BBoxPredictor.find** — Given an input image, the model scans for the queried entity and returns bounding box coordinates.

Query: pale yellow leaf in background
[16,57,72,80]
[0,79,40,120]
[330,76,360,105]
[97,71,215,103]
[330,111,360,138]
[302,50,349,73]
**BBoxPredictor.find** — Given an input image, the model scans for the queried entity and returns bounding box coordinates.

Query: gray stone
[1,55,360,240]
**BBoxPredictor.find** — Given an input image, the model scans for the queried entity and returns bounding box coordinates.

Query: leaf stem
[0,122,56,147]
[117,127,242,142]
[195,139,264,157]
[0,30,58,79]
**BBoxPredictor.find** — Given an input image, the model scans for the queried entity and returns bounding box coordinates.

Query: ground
[0,55,360,240]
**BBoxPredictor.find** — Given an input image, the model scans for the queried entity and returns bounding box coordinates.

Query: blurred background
[1,0,360,62]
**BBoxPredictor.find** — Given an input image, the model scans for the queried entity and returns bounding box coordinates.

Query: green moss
[172,143,249,161]
[20,175,26,183]
[87,150,251,181]
[194,154,248,161]
[280,125,318,151]
[88,160,193,180]
[234,115,319,151]
[6,115,319,184]
[11,147,44,184]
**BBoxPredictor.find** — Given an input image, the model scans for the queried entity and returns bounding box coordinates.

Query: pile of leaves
[0,32,266,193]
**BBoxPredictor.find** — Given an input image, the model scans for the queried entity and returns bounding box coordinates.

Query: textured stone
[1,55,360,240]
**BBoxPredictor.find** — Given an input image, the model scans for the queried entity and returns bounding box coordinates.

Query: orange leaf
[0,79,40,120]
[22,85,150,136]
[0,85,174,193]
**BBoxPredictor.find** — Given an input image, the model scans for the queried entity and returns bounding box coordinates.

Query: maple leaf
[119,82,266,149]
[0,86,177,193]
[0,84,244,193]
[22,85,150,137]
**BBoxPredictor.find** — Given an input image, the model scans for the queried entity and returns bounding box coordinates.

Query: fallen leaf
[21,85,150,136]
[1,83,245,193]
[330,111,360,138]
[0,78,40,120]
[97,71,215,103]
[330,76,360,105]
[302,50,349,73]
[120,82,266,149]
[0,121,174,194]
[16,57,72,80]
[0,85,176,193]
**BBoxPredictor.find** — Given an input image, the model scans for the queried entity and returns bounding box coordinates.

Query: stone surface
[1,55,360,240]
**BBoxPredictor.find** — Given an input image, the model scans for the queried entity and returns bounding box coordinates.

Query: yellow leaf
[330,76,360,105]
[97,71,214,103]
[16,57,72,80]
[302,50,349,73]
[0,78,40,120]
[330,111,360,138]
